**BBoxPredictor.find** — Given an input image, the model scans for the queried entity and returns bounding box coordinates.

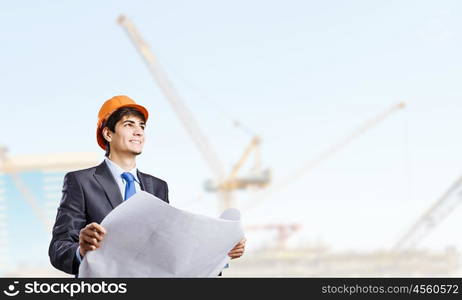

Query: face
[103,114,146,157]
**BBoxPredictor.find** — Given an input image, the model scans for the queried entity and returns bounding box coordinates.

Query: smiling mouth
[129,140,142,144]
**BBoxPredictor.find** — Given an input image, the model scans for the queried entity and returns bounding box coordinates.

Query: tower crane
[117,16,406,214]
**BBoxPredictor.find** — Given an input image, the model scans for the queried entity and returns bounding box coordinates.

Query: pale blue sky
[1,0,462,264]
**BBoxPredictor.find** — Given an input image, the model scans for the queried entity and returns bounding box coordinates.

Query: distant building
[0,150,99,276]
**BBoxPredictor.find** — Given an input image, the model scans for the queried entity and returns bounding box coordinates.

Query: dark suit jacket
[48,160,169,275]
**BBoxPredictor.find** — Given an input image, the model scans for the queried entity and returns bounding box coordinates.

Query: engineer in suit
[49,95,246,275]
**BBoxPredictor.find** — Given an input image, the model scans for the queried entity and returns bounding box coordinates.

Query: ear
[102,127,112,143]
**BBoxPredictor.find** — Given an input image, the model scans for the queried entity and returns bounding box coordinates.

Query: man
[49,95,246,276]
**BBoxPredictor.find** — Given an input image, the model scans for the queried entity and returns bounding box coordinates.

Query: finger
[82,241,97,251]
[82,230,103,243]
[230,245,245,251]
[81,235,100,246]
[229,253,243,259]
[88,223,106,235]
[230,248,245,253]
[86,230,103,241]
[231,243,244,250]
[82,236,98,247]
[228,247,244,253]
[80,241,96,251]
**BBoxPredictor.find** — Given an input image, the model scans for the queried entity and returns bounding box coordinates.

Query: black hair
[102,107,146,157]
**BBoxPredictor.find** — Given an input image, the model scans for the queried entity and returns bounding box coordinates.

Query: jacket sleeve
[48,172,87,275]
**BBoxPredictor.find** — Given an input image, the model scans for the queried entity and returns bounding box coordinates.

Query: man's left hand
[228,238,246,259]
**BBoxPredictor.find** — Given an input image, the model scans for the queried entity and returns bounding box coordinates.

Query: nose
[133,125,144,136]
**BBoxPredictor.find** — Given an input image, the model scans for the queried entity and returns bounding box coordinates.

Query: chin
[131,150,143,156]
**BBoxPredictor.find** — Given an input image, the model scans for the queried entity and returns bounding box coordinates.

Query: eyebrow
[123,120,146,126]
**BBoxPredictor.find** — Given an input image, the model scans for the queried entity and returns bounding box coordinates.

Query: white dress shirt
[104,157,141,199]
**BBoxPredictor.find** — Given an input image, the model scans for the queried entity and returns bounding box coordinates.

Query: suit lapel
[93,161,123,209]
[137,170,153,194]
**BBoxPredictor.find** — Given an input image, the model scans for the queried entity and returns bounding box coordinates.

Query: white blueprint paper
[78,191,244,277]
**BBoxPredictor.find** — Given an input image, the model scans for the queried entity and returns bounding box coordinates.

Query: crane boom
[243,102,406,211]
[393,174,462,250]
[280,102,406,187]
[118,15,226,183]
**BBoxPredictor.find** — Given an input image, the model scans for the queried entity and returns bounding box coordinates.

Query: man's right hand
[79,222,106,257]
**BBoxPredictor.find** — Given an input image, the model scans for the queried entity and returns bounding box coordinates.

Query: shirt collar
[104,157,140,184]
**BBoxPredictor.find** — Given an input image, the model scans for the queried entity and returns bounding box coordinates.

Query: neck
[108,152,137,171]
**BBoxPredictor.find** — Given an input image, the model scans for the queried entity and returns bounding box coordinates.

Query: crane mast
[117,15,226,185]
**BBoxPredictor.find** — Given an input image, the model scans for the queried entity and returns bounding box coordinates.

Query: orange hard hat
[96,95,149,150]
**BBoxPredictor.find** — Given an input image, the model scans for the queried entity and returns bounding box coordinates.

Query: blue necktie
[121,172,136,200]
